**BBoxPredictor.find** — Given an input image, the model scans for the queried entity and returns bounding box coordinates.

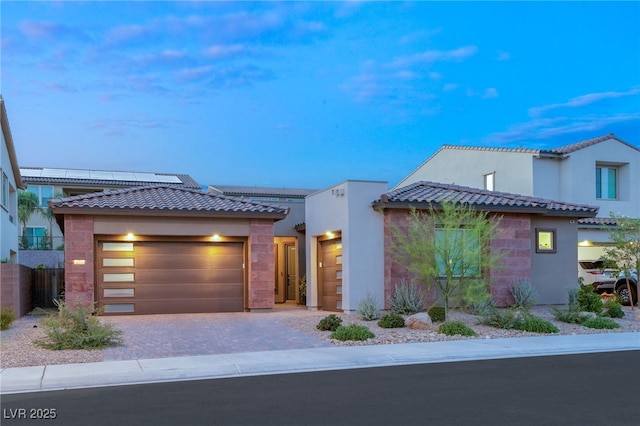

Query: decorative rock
[405,312,433,330]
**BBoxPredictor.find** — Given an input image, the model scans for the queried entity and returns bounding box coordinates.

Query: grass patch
[581,317,621,330]
[1,309,15,330]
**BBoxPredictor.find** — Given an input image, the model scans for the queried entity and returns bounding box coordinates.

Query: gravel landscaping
[1,306,639,369]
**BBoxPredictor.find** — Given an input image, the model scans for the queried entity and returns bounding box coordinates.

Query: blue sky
[2,1,639,189]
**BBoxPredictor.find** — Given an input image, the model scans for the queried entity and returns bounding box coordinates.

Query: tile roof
[208,185,317,198]
[49,185,289,218]
[21,167,201,189]
[374,181,599,217]
[577,217,619,226]
[549,133,639,154]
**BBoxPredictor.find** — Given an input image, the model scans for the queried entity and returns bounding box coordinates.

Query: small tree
[18,190,39,248]
[602,213,640,309]
[391,203,503,319]
[40,192,65,249]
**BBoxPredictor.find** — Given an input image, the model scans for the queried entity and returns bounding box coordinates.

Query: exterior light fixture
[125,233,136,241]
[212,234,221,242]
[73,259,86,265]
[326,231,335,239]
[578,240,593,247]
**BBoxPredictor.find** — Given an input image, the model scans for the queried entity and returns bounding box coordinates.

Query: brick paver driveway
[101,307,331,361]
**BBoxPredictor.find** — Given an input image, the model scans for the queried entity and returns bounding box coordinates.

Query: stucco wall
[305,181,387,313]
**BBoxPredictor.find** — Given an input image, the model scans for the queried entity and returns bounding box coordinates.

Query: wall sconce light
[578,240,593,247]
[211,234,221,242]
[125,233,136,241]
[326,231,335,239]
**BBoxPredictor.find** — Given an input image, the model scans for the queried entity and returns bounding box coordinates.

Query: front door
[318,238,342,311]
[285,244,297,301]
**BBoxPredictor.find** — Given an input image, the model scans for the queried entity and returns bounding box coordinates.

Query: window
[24,227,46,249]
[596,166,617,199]
[26,185,54,207]
[1,171,8,209]
[536,228,556,253]
[484,172,495,191]
[435,228,481,277]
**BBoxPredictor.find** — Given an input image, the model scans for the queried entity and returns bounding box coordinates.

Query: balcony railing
[19,236,65,251]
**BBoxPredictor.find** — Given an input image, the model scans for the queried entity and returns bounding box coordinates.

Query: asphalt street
[2,351,639,426]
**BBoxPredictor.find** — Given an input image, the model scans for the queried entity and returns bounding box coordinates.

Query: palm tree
[40,192,65,249]
[18,190,39,248]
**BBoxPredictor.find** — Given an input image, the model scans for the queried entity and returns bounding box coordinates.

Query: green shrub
[550,307,594,324]
[35,301,122,350]
[316,314,343,331]
[602,298,625,318]
[581,317,620,330]
[377,313,405,328]
[387,279,425,315]
[1,309,15,330]
[510,279,537,311]
[427,306,446,322]
[439,321,476,337]
[469,297,496,316]
[330,324,375,341]
[357,292,382,321]
[577,285,603,313]
[478,308,519,329]
[513,315,559,334]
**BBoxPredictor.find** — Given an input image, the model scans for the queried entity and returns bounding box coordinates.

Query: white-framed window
[484,172,495,191]
[595,166,617,200]
[26,185,54,207]
[435,228,481,277]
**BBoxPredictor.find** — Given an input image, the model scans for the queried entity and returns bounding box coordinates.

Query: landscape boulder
[405,312,433,330]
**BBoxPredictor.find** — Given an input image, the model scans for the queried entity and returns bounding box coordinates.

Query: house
[395,134,640,261]
[208,185,317,304]
[1,96,24,263]
[48,185,288,315]
[1,96,31,316]
[18,166,201,268]
[304,180,599,312]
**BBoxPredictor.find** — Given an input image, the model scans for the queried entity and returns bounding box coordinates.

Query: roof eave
[50,207,288,220]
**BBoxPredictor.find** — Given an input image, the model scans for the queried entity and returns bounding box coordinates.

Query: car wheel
[615,284,637,306]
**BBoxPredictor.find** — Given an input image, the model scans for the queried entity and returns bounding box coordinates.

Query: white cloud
[497,51,511,61]
[529,87,640,117]
[482,88,499,99]
[442,83,458,92]
[203,44,245,59]
[391,45,478,68]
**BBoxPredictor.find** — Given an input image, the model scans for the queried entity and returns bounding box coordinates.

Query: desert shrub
[513,315,559,334]
[316,314,343,331]
[438,321,476,337]
[478,308,519,329]
[581,317,620,330]
[331,324,375,341]
[377,313,405,328]
[387,280,425,315]
[469,297,496,316]
[550,307,594,324]
[36,301,122,350]
[510,279,537,311]
[427,306,446,322]
[1,309,15,330]
[577,285,603,313]
[602,298,625,318]
[357,292,382,321]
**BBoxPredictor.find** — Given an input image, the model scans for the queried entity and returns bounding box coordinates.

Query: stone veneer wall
[248,219,275,310]
[0,264,31,316]
[63,215,95,307]
[384,209,532,309]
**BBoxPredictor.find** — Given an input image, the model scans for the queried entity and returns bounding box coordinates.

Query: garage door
[97,241,244,315]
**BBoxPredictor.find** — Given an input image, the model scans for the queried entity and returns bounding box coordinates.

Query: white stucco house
[1,96,23,263]
[395,134,640,261]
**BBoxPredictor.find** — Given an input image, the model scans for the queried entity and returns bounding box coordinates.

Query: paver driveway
[101,307,332,361]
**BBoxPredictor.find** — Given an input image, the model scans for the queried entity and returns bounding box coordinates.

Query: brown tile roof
[21,167,201,190]
[577,217,619,226]
[49,185,289,219]
[374,181,599,217]
[550,133,639,154]
[208,185,317,198]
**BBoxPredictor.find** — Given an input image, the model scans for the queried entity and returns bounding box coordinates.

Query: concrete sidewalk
[2,332,638,395]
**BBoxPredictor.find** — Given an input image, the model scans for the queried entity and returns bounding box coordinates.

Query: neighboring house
[395,134,640,261]
[49,185,288,315]
[208,185,317,304]
[18,166,200,267]
[0,96,24,263]
[305,180,599,312]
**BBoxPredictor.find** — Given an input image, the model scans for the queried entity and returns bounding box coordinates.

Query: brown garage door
[97,241,244,315]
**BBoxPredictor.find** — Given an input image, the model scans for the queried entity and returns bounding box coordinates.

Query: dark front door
[318,238,342,311]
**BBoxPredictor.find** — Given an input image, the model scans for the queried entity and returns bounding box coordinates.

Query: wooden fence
[31,268,65,309]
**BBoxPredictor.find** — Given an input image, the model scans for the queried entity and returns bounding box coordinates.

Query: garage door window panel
[103,273,135,282]
[103,258,135,267]
[103,288,135,297]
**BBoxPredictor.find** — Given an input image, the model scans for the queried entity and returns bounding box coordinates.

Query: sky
[1,1,639,190]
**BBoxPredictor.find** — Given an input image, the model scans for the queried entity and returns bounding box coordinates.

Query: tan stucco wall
[94,216,251,236]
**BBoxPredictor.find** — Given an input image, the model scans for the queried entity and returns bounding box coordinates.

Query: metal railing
[19,236,65,251]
